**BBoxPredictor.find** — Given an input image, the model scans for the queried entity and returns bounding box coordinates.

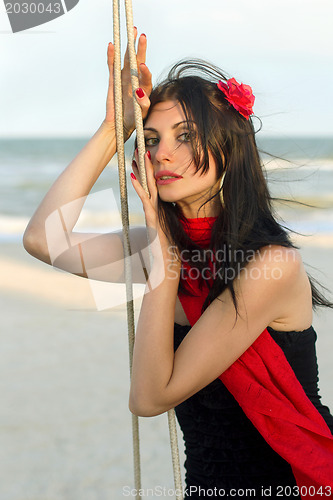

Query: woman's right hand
[105,28,152,140]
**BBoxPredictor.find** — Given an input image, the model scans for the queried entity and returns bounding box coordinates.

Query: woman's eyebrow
[172,120,194,130]
[143,127,158,133]
[144,121,194,133]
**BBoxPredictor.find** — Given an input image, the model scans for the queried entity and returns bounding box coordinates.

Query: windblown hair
[143,59,332,313]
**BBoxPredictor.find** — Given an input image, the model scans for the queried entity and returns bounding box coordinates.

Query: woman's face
[144,100,222,218]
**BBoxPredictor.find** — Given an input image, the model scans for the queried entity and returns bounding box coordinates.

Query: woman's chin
[158,192,181,204]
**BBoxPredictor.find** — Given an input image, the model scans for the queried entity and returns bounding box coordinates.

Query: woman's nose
[154,138,174,163]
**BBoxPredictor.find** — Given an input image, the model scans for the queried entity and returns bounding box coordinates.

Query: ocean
[1,136,333,242]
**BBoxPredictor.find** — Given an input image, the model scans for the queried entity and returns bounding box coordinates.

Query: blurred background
[1,1,333,499]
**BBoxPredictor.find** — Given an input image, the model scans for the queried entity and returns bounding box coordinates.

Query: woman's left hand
[131,149,158,222]
[131,151,175,259]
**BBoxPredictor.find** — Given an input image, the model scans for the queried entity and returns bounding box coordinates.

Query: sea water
[0,136,332,242]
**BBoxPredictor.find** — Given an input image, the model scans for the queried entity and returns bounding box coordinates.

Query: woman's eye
[178,131,192,142]
[144,137,159,147]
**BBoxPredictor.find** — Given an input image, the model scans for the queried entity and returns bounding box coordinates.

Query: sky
[0,0,332,137]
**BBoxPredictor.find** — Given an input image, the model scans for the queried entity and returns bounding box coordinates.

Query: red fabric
[178,216,216,326]
[220,331,333,497]
[178,216,333,498]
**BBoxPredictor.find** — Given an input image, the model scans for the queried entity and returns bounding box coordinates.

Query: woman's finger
[130,171,158,231]
[133,151,157,203]
[134,149,145,185]
[107,42,114,70]
[123,26,138,71]
[135,87,151,119]
[107,42,114,90]
[105,42,115,123]
[130,172,149,204]
[139,63,153,96]
[132,159,140,179]
[136,33,147,65]
[144,152,158,200]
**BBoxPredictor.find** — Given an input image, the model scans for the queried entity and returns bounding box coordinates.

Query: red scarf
[178,216,333,498]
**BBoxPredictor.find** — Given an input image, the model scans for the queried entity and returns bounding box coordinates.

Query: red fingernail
[136,88,145,99]
[130,173,136,181]
[147,151,151,160]
[141,33,146,38]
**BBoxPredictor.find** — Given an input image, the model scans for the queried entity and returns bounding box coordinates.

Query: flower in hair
[217,78,255,120]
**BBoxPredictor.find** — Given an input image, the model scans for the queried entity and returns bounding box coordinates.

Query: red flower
[217,78,255,120]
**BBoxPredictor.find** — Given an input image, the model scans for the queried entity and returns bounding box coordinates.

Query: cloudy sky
[0,0,332,137]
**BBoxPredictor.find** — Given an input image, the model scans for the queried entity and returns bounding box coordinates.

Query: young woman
[24,31,333,498]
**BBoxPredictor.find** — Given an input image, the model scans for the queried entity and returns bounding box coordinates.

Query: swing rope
[112,1,183,498]
[112,1,141,496]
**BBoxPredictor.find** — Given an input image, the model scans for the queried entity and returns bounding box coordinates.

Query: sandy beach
[1,237,333,500]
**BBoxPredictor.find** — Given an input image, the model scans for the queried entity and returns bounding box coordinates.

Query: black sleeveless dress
[174,323,333,499]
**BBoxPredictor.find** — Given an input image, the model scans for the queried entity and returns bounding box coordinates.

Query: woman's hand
[131,150,159,230]
[105,28,152,140]
[131,151,178,266]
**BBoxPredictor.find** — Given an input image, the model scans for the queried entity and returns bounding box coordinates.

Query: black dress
[174,323,333,499]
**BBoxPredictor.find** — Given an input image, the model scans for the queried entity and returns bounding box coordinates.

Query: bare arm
[129,245,312,416]
[128,154,313,417]
[23,32,152,283]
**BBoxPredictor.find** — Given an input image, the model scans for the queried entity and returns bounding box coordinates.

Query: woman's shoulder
[243,245,313,331]
[244,244,304,282]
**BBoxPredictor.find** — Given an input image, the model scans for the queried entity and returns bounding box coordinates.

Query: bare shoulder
[255,245,304,280]
[243,244,312,331]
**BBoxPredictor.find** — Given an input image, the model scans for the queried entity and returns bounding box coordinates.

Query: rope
[123,0,148,194]
[112,1,141,498]
[113,1,184,498]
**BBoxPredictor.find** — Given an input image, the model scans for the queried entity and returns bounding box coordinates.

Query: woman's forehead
[145,100,187,127]
[146,101,186,123]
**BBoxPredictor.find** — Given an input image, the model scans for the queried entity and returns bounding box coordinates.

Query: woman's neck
[177,200,221,219]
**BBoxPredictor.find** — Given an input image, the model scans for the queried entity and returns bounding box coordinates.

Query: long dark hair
[144,59,333,313]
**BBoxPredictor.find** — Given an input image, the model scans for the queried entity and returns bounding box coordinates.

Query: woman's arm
[23,121,117,264]
[129,244,312,417]
[126,110,313,418]
[23,32,152,282]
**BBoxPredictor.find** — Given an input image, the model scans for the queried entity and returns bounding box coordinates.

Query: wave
[1,205,332,244]
[262,157,333,171]
[0,210,146,242]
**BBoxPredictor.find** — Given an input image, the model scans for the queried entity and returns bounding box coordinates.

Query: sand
[1,238,333,500]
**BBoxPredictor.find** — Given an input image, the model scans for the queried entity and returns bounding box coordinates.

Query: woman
[24,32,333,498]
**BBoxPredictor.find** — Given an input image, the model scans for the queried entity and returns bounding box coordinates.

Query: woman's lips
[155,170,183,185]
[156,177,182,185]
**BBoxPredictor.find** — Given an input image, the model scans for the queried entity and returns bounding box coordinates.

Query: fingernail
[130,173,136,181]
[141,33,146,38]
[136,88,145,99]
[147,151,151,160]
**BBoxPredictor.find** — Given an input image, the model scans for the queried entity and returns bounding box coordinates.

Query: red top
[178,216,333,498]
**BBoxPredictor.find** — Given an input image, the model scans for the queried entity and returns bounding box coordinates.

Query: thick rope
[112,1,141,498]
[113,1,184,498]
[123,0,148,194]
[123,3,184,499]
